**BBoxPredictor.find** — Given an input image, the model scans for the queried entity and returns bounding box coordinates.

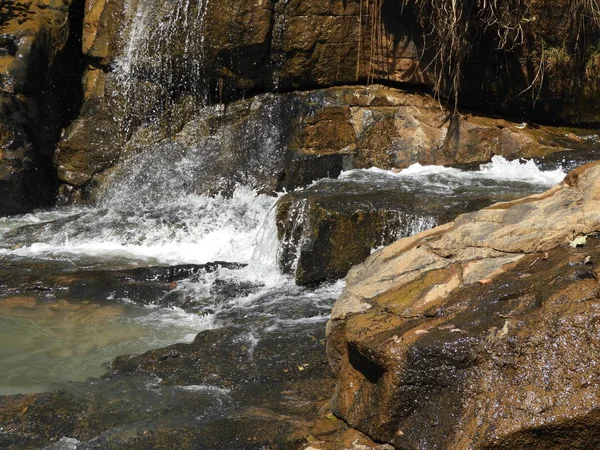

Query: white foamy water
[130,307,216,345]
[341,155,566,187]
[0,187,280,270]
[0,157,565,286]
[175,384,230,394]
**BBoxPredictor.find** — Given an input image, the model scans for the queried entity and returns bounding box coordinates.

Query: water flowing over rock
[48,0,600,203]
[3,1,600,448]
[77,0,600,121]
[276,154,573,285]
[57,84,589,203]
[327,161,600,449]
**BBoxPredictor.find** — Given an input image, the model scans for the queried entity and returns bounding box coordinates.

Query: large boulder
[276,190,403,286]
[326,161,600,449]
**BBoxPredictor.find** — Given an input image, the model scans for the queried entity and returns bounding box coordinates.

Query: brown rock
[327,162,600,449]
[78,0,600,123]
[57,85,593,202]
[55,0,600,200]
[0,0,83,215]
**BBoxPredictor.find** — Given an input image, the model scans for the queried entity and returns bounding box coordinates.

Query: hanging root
[399,0,528,109]
[356,0,600,109]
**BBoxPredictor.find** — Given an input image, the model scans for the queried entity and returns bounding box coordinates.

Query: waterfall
[113,0,212,131]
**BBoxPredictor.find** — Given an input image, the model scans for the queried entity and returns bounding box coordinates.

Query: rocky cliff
[2,0,600,212]
[326,161,600,449]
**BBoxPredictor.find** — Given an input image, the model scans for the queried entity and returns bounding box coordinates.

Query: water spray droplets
[113,0,212,132]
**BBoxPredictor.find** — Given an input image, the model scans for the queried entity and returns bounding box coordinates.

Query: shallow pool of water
[0,295,212,395]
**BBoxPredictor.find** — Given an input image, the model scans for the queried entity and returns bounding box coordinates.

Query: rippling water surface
[0,155,578,395]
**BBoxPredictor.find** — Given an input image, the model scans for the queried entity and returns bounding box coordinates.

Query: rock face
[327,161,600,449]
[0,0,84,215]
[276,190,402,286]
[52,0,600,201]
[57,84,588,203]
[76,0,600,119]
[2,0,600,212]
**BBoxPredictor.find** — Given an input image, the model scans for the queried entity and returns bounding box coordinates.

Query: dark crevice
[33,0,86,207]
[44,0,86,131]
[347,343,386,384]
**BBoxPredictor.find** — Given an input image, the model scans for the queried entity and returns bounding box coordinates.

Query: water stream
[3,0,599,446]
[1,144,597,448]
[0,153,576,397]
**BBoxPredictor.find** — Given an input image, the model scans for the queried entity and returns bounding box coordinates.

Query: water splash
[347,155,566,187]
[0,153,570,395]
[0,187,279,269]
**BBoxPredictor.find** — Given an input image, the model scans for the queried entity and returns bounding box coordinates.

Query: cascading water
[112,0,212,132]
[3,0,599,445]
[277,155,568,284]
[0,138,333,395]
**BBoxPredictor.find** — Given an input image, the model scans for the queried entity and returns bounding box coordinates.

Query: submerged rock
[0,301,339,450]
[326,161,600,449]
[0,260,247,310]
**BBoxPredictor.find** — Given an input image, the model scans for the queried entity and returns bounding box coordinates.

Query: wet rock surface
[276,148,596,286]
[275,184,525,287]
[327,162,600,449]
[0,258,343,449]
[0,259,247,308]
[49,0,600,203]
[0,329,335,449]
[58,85,592,203]
[0,94,53,215]
[277,190,402,286]
[2,0,600,211]
[0,0,84,216]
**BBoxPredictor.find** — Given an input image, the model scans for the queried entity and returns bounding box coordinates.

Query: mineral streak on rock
[327,161,600,449]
